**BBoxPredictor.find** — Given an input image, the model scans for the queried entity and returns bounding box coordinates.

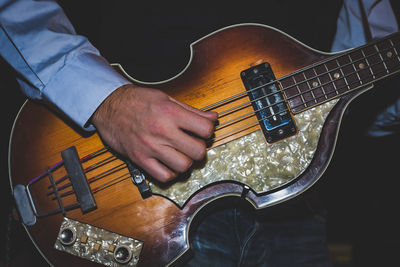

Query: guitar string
[50,161,127,199]
[30,146,109,186]
[211,65,397,143]
[48,60,394,201]
[47,45,400,198]
[214,53,398,133]
[204,52,400,144]
[53,169,132,199]
[46,155,120,195]
[46,148,118,195]
[48,152,115,189]
[49,50,394,198]
[49,51,394,198]
[200,35,399,114]
[39,146,108,188]
[47,52,384,200]
[209,55,400,143]
[44,38,400,199]
[91,173,132,194]
[209,42,400,131]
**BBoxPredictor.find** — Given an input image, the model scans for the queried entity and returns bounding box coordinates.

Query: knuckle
[147,120,167,137]
[139,135,155,151]
[203,121,215,138]
[181,158,193,172]
[193,141,207,160]
[159,101,176,116]
[160,171,176,183]
[173,157,193,174]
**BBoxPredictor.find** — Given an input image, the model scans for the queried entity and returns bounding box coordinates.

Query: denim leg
[239,205,333,267]
[182,207,240,266]
[182,198,332,267]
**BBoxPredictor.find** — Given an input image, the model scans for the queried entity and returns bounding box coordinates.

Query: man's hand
[91,84,218,183]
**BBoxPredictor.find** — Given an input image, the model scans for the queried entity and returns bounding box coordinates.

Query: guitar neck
[280,32,400,114]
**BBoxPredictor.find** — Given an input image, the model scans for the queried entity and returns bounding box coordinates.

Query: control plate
[55,217,143,266]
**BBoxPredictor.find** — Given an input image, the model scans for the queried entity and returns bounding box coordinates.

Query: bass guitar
[9,24,400,266]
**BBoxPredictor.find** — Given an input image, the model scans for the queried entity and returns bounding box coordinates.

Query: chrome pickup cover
[241,62,297,143]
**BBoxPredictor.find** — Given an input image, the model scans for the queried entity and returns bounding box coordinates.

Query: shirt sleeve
[0,0,131,131]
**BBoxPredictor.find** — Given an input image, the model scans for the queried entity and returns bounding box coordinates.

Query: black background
[1,0,400,266]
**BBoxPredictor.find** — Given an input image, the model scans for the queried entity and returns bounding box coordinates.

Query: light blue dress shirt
[0,0,130,131]
[0,0,398,134]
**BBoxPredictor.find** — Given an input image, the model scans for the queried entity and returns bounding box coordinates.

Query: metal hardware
[61,146,97,213]
[58,227,76,246]
[55,217,143,266]
[241,62,297,143]
[13,155,82,226]
[126,161,152,199]
[114,245,133,264]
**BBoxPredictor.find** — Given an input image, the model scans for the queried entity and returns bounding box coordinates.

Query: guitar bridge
[241,62,297,143]
[61,146,97,213]
[13,146,96,226]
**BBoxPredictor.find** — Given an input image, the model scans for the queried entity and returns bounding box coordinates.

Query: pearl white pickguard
[150,99,338,206]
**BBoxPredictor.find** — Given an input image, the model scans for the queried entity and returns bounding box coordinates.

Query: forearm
[0,0,129,130]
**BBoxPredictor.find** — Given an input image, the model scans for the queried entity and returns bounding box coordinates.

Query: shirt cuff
[42,51,131,131]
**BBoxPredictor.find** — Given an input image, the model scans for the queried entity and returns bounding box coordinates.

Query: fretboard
[280,32,400,114]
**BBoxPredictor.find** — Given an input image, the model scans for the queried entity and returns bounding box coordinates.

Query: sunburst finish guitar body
[9,24,400,266]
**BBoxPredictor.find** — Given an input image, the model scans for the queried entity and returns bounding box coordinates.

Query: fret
[301,72,317,104]
[363,45,386,79]
[280,76,306,113]
[336,58,353,93]
[360,48,375,79]
[348,49,373,84]
[374,44,390,75]
[313,64,336,99]
[337,53,362,90]
[291,75,308,108]
[279,33,400,116]
[389,38,400,66]
[348,54,363,84]
[279,33,400,115]
[376,38,400,73]
[311,67,328,101]
[321,63,340,98]
[304,67,328,103]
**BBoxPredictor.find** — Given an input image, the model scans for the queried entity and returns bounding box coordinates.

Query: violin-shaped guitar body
[9,24,400,266]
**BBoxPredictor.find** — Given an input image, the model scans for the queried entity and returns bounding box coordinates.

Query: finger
[178,111,216,139]
[169,96,218,121]
[168,130,207,161]
[156,145,194,173]
[137,156,177,183]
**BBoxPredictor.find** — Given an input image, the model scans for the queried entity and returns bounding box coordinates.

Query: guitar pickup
[241,62,297,143]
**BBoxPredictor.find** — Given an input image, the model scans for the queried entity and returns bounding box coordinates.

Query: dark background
[1,0,400,266]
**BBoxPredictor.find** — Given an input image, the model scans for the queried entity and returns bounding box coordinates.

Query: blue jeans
[182,197,333,267]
